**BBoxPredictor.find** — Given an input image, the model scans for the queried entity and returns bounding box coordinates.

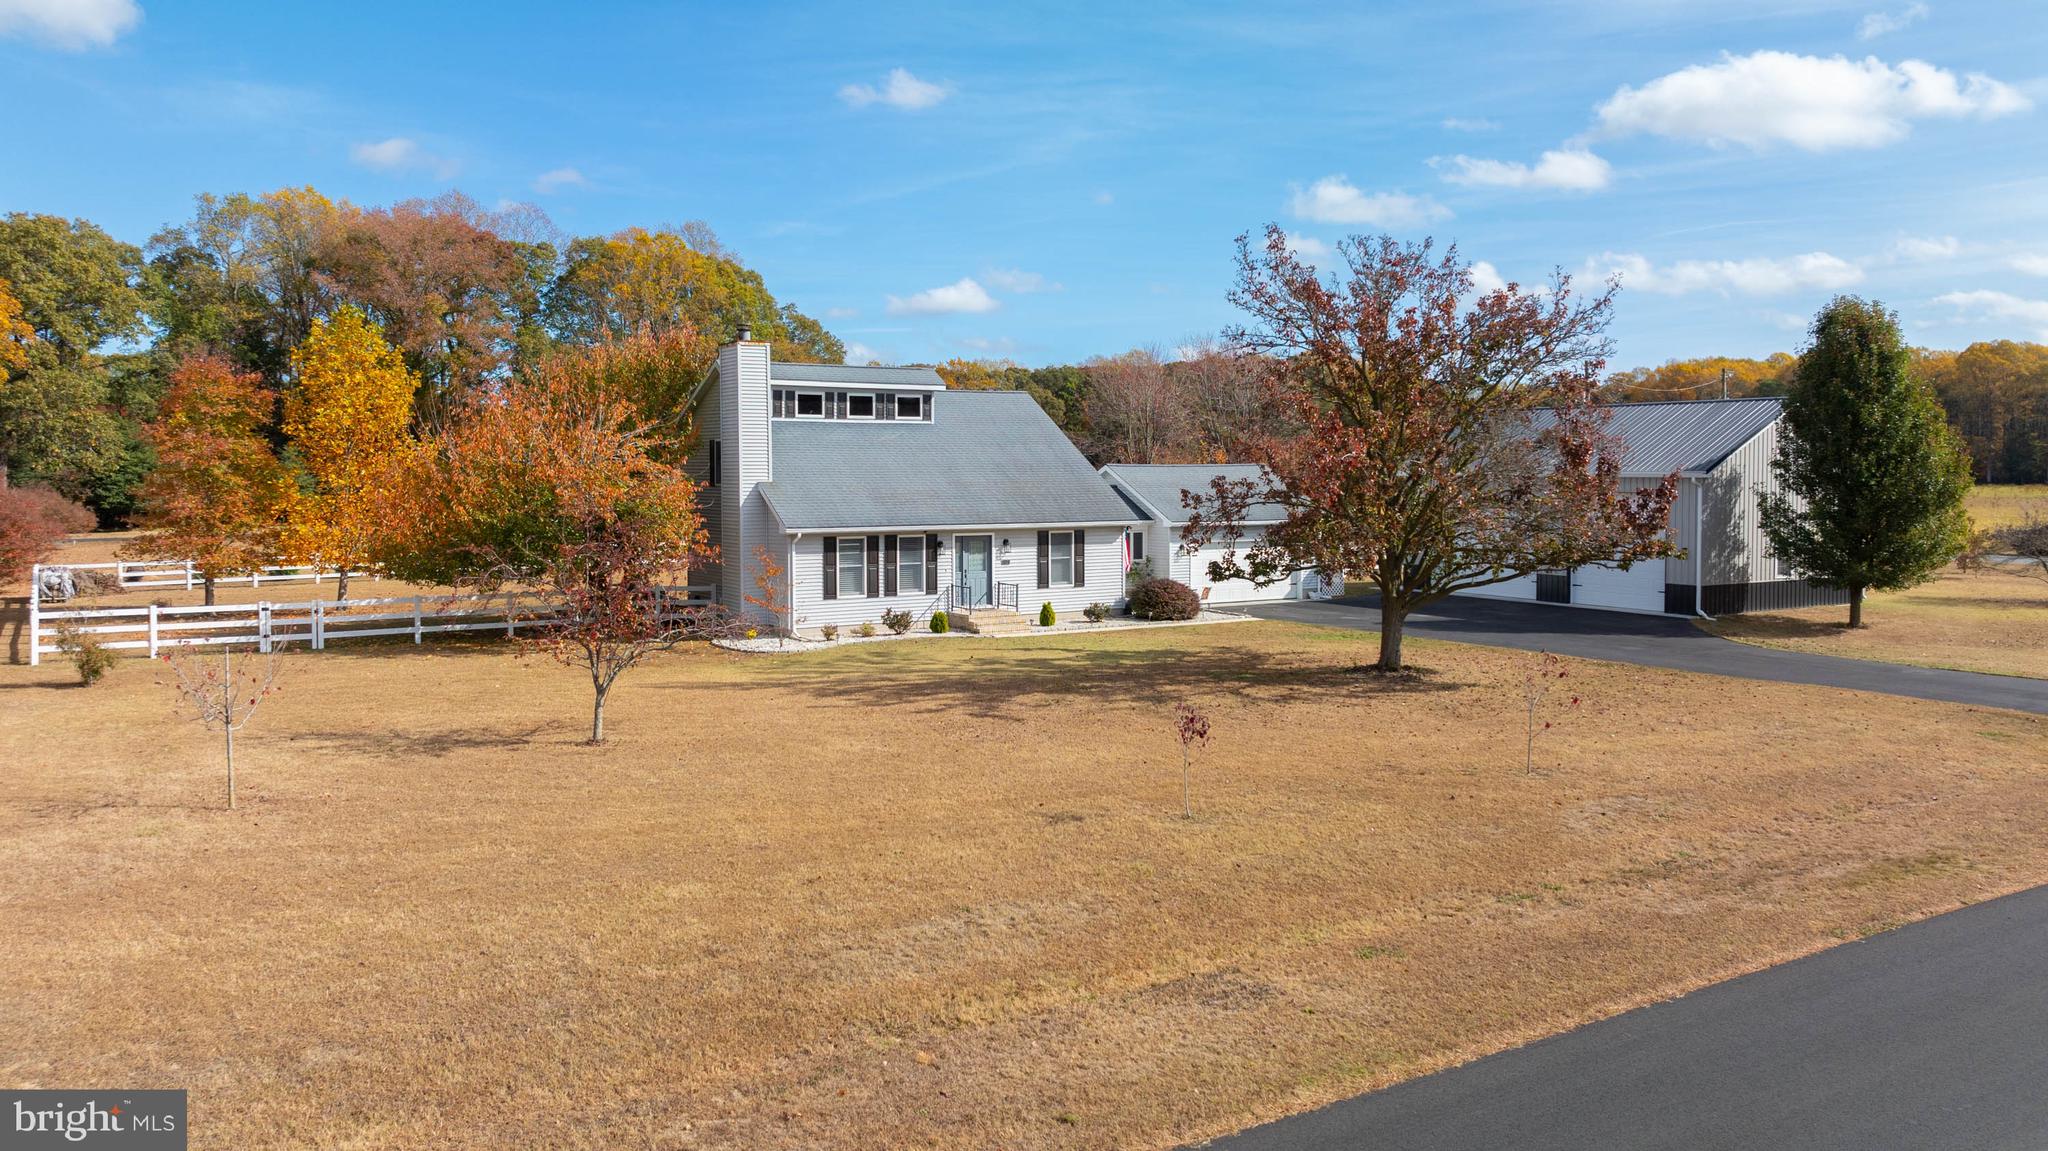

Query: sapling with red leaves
[158,645,284,809]
[1175,702,1212,819]
[1521,650,1579,774]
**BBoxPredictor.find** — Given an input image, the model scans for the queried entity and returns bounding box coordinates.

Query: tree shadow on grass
[722,637,1470,721]
[279,721,562,760]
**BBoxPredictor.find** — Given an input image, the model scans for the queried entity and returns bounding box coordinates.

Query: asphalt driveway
[1199,882,2048,1151]
[1246,595,2047,715]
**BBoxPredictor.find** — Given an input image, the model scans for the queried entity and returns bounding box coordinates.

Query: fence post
[505,594,516,637]
[27,564,40,667]
[313,600,325,650]
[258,602,273,653]
[148,603,160,659]
[184,560,194,591]
[413,596,423,644]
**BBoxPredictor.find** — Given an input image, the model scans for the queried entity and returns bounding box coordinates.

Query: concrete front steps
[952,610,1042,636]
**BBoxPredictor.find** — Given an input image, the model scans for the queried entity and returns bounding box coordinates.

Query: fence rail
[25,580,717,665]
[39,559,364,592]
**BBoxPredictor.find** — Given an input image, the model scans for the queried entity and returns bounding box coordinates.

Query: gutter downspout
[788,531,801,637]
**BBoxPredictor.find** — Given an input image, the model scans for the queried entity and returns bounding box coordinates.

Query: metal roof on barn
[1533,397,1784,477]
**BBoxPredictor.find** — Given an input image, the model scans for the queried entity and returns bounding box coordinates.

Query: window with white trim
[898,539,925,594]
[1128,530,1145,562]
[1048,531,1074,586]
[847,393,876,419]
[896,393,923,419]
[1775,550,1797,580]
[837,537,865,596]
[795,391,825,417]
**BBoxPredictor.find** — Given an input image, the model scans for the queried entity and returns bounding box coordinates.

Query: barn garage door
[1571,561,1666,613]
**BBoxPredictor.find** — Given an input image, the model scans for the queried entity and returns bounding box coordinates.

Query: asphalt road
[1200,883,2048,1151]
[1246,595,2047,715]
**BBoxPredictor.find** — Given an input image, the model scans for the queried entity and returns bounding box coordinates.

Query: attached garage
[1191,531,1271,604]
[1099,463,1342,605]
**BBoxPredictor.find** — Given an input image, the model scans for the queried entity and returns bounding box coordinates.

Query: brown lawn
[1702,564,2048,680]
[2,621,2046,1149]
[1969,483,2048,531]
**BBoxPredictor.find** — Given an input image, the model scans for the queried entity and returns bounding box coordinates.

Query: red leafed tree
[1185,228,1676,671]
[128,354,292,604]
[0,485,94,583]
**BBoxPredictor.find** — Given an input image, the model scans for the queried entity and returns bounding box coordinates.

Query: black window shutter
[708,440,721,487]
[926,535,939,594]
[884,535,899,596]
[1037,530,1050,589]
[823,537,838,600]
[1074,528,1086,586]
[880,392,895,421]
[866,535,881,598]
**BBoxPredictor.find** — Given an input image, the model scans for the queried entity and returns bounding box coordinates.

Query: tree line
[0,190,843,525]
[1603,342,2048,483]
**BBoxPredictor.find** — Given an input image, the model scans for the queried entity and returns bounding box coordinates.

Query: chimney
[734,321,753,343]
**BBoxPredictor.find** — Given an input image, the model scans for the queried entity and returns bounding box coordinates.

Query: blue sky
[3,0,2045,368]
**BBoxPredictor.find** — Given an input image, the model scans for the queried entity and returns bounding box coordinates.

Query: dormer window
[896,394,923,419]
[847,393,876,419]
[795,391,825,418]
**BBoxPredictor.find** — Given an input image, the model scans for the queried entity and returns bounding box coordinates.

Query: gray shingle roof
[1099,464,1288,525]
[760,391,1141,531]
[1532,397,1783,476]
[769,362,946,388]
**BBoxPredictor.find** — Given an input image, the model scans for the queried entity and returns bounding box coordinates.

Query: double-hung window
[1128,531,1145,562]
[837,537,865,596]
[1048,531,1075,586]
[898,538,925,594]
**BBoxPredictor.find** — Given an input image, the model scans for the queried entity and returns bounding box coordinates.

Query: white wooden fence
[40,559,363,592]
[26,584,716,666]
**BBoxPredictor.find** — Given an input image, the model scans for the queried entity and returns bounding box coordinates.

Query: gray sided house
[1458,397,1851,616]
[686,335,1143,635]
[1098,463,1342,605]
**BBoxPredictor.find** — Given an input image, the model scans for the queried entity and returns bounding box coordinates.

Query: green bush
[55,625,116,686]
[1128,578,1200,621]
[1038,601,1056,627]
[1083,602,1111,622]
[929,611,949,633]
[881,608,913,635]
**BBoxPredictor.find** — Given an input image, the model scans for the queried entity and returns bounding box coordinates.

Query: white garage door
[1571,561,1666,613]
[1191,531,1282,604]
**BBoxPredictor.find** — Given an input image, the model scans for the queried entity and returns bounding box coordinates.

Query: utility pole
[1719,367,1730,400]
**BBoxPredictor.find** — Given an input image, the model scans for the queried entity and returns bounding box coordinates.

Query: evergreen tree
[1760,297,1972,627]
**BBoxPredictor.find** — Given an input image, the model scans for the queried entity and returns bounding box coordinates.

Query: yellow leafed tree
[0,276,32,376]
[283,306,417,600]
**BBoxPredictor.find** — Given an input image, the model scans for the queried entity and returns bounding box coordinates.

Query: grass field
[1702,563,2048,680]
[4,620,2046,1149]
[1970,483,2048,531]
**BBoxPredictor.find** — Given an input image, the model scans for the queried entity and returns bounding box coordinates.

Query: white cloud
[959,336,1018,355]
[1468,260,1508,295]
[839,67,949,111]
[1934,289,2048,338]
[1284,233,1331,261]
[1596,51,2030,151]
[1891,234,1959,260]
[843,341,882,365]
[983,268,1059,293]
[1761,309,1811,332]
[1093,190,1115,206]
[885,277,998,315]
[1441,117,1500,133]
[0,0,139,49]
[532,167,587,194]
[1589,250,1864,295]
[349,137,458,179]
[1289,176,1450,227]
[1437,148,1612,191]
[824,306,860,319]
[1858,2,1928,39]
[2009,254,2048,277]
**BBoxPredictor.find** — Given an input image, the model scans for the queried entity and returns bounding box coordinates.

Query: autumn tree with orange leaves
[384,330,725,741]
[127,355,293,604]
[1185,228,1676,671]
[282,306,417,600]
